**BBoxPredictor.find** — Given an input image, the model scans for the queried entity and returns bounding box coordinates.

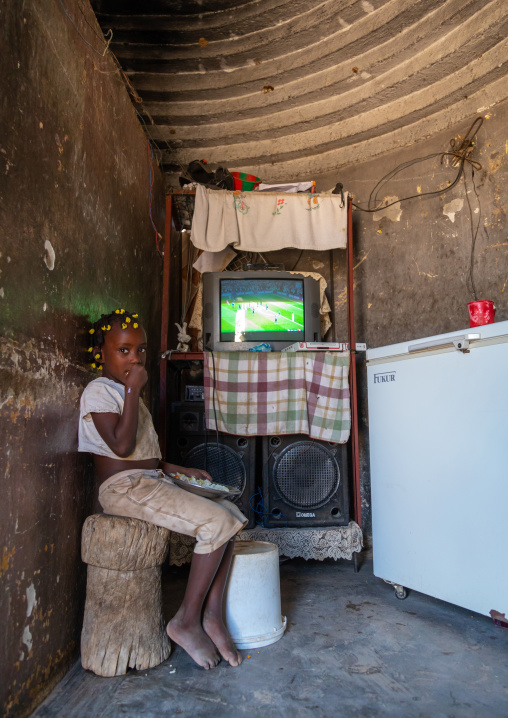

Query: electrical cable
[353,117,484,214]
[181,243,200,325]
[353,155,467,213]
[367,152,444,210]
[135,110,164,166]
[147,141,163,258]
[76,0,112,45]
[210,350,222,460]
[199,352,220,480]
[181,252,193,325]
[58,0,106,55]
[351,117,486,306]
[248,488,288,528]
[290,250,304,271]
[470,166,483,302]
[214,353,231,490]
[463,166,482,302]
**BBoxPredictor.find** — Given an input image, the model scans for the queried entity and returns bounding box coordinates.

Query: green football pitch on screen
[221,296,304,334]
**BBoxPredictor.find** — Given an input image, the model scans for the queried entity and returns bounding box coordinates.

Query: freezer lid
[366,319,508,362]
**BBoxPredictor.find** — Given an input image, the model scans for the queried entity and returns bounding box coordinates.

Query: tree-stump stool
[81,513,171,676]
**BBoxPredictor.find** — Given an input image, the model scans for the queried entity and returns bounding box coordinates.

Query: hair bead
[88,310,141,361]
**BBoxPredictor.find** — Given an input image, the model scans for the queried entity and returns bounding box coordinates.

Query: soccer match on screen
[220,279,304,336]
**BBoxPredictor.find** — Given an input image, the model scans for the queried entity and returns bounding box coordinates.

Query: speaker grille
[273,441,340,509]
[184,442,246,498]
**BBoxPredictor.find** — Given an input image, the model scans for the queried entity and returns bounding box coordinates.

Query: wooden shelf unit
[160,193,362,528]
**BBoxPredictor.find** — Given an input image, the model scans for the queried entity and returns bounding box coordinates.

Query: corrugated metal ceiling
[90,0,508,187]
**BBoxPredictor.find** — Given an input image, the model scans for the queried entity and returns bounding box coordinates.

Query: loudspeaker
[262,434,349,528]
[168,403,257,528]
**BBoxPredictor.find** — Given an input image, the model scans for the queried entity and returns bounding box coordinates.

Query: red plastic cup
[468,300,495,328]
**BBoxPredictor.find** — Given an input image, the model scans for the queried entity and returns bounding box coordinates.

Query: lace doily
[169,532,198,567]
[168,522,363,566]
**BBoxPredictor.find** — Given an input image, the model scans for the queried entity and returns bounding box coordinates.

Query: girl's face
[98,322,147,385]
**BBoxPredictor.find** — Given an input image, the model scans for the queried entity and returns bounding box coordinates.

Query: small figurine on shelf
[175,322,192,352]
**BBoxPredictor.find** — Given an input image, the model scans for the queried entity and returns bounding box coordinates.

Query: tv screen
[202,271,321,351]
[220,278,305,343]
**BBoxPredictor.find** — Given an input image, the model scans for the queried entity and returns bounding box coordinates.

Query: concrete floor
[33,556,508,718]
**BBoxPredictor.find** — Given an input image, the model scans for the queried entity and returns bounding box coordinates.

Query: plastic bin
[225,540,286,649]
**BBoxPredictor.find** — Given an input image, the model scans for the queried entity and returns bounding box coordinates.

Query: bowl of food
[169,472,241,500]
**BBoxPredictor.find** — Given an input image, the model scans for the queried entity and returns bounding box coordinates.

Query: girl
[78,309,247,670]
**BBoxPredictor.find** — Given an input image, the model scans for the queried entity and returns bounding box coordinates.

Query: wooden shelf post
[346,196,362,528]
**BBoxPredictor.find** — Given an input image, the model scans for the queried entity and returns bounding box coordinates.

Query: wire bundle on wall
[352,117,483,214]
[351,117,485,301]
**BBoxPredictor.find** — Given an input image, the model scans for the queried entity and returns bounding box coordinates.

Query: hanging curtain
[191,185,348,252]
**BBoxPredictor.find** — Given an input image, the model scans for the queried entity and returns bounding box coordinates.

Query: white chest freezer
[366,320,508,616]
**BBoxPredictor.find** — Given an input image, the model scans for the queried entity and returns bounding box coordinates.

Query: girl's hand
[160,463,214,483]
[125,364,148,392]
[185,467,214,483]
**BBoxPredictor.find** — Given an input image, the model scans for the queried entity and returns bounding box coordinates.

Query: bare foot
[203,613,243,667]
[167,616,221,670]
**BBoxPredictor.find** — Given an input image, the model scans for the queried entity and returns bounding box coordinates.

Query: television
[202,271,321,351]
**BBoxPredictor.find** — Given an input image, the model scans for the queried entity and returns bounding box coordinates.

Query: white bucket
[225,540,287,649]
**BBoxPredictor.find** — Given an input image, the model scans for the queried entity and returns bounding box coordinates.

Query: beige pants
[99,469,248,554]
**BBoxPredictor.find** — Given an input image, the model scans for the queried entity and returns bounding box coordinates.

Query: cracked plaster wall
[0,2,165,716]
[256,105,507,542]
[320,106,507,537]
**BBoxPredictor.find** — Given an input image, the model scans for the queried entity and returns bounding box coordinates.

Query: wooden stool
[81,514,171,676]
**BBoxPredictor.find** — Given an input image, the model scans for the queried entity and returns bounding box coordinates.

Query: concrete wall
[0,2,165,716]
[258,105,507,538]
[319,106,508,536]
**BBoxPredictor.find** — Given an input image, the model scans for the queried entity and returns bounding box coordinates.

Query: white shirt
[78,377,162,461]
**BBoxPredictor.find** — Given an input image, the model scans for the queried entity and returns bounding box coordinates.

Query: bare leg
[202,539,243,667]
[166,543,227,669]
